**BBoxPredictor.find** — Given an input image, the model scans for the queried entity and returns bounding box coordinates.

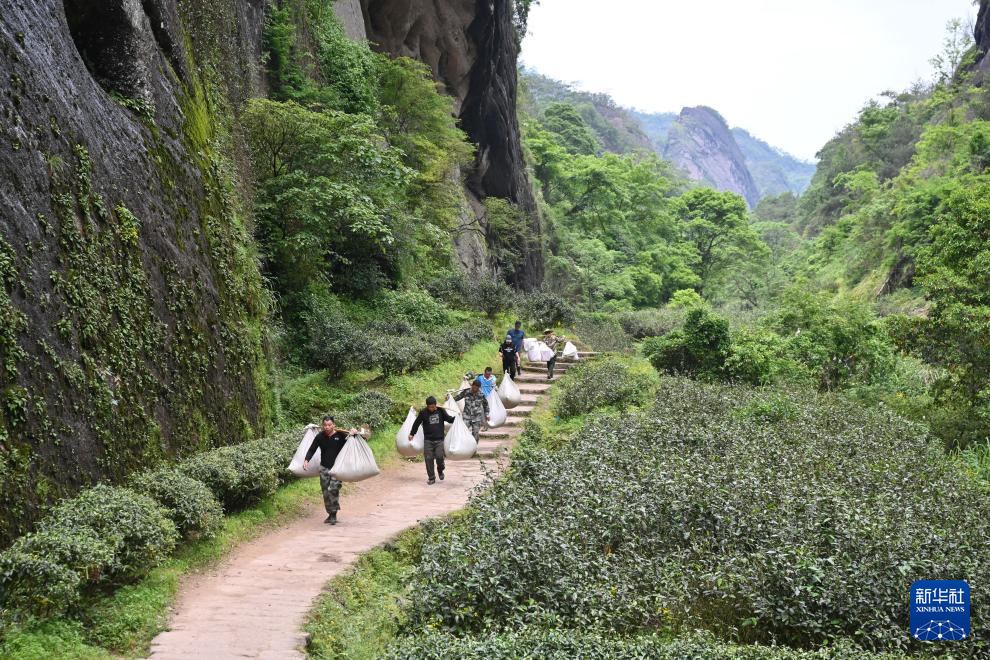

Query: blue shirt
[507,328,525,351]
[476,374,497,397]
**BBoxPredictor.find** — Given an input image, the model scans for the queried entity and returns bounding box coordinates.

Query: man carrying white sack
[453,379,491,442]
[303,416,366,525]
[410,396,456,485]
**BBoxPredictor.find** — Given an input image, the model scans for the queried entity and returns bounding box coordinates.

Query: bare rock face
[976,0,990,74]
[0,0,268,544]
[361,0,543,288]
[664,106,761,208]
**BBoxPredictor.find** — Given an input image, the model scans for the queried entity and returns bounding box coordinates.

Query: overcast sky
[520,0,979,161]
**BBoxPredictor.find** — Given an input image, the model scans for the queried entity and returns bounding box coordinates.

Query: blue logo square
[911,580,970,641]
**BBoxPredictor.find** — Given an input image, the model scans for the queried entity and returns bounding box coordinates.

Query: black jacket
[304,430,350,469]
[410,407,456,442]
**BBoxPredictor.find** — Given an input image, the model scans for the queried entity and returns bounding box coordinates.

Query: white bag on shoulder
[444,393,460,417]
[444,414,477,460]
[456,377,471,411]
[523,337,537,352]
[487,391,507,428]
[527,341,555,362]
[499,373,522,409]
[562,341,579,359]
[287,424,321,478]
[396,407,424,457]
[331,434,380,482]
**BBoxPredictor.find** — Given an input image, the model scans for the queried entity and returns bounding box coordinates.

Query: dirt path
[147,354,590,659]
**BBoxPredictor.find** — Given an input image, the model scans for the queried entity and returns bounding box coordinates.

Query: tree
[677,188,768,297]
[917,177,990,416]
[541,102,600,155]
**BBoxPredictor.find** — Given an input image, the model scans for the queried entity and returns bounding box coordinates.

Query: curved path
[147,355,590,659]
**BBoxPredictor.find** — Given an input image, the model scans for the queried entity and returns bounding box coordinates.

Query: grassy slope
[0,331,503,659]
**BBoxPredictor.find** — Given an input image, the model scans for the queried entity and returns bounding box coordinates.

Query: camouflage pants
[319,467,342,514]
[464,417,482,442]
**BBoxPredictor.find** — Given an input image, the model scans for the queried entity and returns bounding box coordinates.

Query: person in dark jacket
[499,334,518,379]
[303,416,361,525]
[409,396,456,485]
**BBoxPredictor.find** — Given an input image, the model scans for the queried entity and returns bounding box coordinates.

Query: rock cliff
[360,0,543,288]
[663,106,762,208]
[0,0,270,544]
[976,0,990,75]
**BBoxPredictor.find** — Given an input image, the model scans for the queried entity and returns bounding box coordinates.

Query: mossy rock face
[0,1,271,545]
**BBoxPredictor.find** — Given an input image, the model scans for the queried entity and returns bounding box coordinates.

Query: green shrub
[364,332,434,379]
[404,379,990,654]
[391,628,880,659]
[644,307,731,380]
[667,288,706,309]
[572,313,632,353]
[301,286,360,376]
[381,290,450,329]
[467,277,514,320]
[0,529,113,617]
[40,485,177,580]
[724,327,806,386]
[131,469,224,540]
[553,357,656,419]
[339,390,396,430]
[617,308,685,339]
[517,290,575,329]
[178,443,280,511]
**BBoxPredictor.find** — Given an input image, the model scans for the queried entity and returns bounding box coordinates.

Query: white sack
[444,393,460,417]
[456,377,471,411]
[523,337,537,351]
[487,391,507,428]
[562,341,579,360]
[287,424,321,478]
[396,407,424,457]
[444,414,478,460]
[331,434,380,482]
[499,373,522,409]
[527,341,555,362]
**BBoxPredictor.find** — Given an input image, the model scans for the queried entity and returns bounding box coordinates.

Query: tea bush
[39,486,177,580]
[404,379,990,654]
[572,313,632,353]
[617,308,685,339]
[301,286,360,376]
[552,357,656,419]
[338,390,396,430]
[390,628,884,659]
[178,442,280,511]
[130,469,224,540]
[0,529,113,617]
[516,290,575,329]
[380,290,450,329]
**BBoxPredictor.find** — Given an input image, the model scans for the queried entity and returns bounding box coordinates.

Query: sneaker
[439,470,445,481]
[427,478,436,485]
[324,514,334,524]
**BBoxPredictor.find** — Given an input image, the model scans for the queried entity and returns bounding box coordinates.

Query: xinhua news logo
[911,580,970,641]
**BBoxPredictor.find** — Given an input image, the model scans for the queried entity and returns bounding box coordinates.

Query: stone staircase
[476,350,598,458]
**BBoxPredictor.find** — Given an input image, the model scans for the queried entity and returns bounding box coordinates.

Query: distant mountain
[663,107,762,208]
[521,70,816,205]
[630,110,678,150]
[731,128,816,197]
[520,70,654,154]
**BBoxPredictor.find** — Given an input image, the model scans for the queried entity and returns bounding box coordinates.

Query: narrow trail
[147,353,594,659]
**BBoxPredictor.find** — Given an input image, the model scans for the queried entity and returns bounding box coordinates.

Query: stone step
[502,405,534,417]
[518,383,551,394]
[504,416,529,426]
[480,427,522,440]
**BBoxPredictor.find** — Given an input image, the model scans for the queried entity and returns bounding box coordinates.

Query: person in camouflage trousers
[454,379,491,442]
